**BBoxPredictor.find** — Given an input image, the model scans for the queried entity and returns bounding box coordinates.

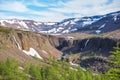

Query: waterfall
[13,35,42,59]
[84,39,89,47]
[13,35,21,50]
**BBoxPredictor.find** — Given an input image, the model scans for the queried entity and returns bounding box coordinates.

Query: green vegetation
[0,59,86,80]
[0,26,12,33]
[110,43,120,66]
[105,43,120,80]
[0,59,29,80]
[0,44,120,80]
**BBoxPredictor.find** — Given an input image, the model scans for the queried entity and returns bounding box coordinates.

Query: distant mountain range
[0,11,120,34]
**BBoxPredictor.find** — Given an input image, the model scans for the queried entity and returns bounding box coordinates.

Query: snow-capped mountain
[88,12,120,34]
[47,16,103,33]
[0,11,120,34]
[46,11,120,34]
[0,19,56,32]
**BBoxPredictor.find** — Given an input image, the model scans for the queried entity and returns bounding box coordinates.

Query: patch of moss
[0,26,12,33]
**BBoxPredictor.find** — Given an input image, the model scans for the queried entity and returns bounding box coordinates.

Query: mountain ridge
[0,11,120,34]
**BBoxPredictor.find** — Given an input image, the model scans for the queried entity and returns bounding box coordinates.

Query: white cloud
[96,0,120,14]
[49,0,120,17]
[0,1,29,12]
[49,0,107,13]
[0,11,68,22]
[28,11,69,22]
[0,0,120,22]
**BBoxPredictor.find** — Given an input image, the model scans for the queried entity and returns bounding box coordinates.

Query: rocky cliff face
[0,27,61,64]
[53,35,120,73]
[55,37,118,57]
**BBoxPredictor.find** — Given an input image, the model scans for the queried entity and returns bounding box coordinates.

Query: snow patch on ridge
[82,21,93,26]
[18,21,28,29]
[5,20,15,24]
[23,48,43,59]
[70,20,76,24]
[44,22,56,25]
[0,20,5,26]
[113,15,117,21]
[71,28,77,32]
[96,30,101,34]
[63,21,70,26]
[62,30,69,33]
[34,22,42,25]
[99,24,105,29]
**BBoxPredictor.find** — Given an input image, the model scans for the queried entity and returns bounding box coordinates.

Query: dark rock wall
[53,37,118,56]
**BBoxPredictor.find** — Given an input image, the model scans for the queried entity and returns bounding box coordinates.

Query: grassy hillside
[0,59,109,80]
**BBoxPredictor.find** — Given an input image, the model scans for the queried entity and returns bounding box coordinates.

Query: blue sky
[0,0,120,22]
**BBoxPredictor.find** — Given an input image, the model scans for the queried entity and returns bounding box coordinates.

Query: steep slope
[55,37,118,56]
[0,26,61,64]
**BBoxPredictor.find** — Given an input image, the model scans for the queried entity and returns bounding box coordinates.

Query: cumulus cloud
[0,0,120,22]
